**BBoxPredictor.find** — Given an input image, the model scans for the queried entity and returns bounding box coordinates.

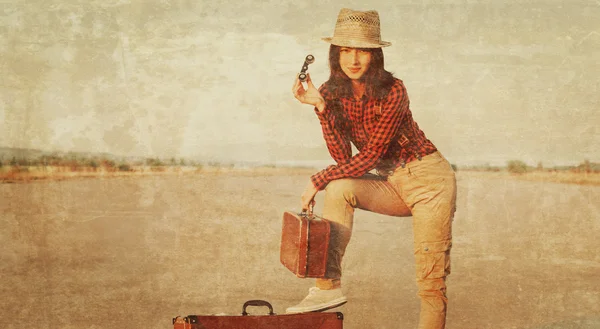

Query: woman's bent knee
[324,178,356,195]
[324,179,358,205]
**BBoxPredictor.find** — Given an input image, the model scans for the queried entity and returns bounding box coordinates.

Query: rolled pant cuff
[316,278,341,290]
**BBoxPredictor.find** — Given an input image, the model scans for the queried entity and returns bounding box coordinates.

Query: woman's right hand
[292,73,325,111]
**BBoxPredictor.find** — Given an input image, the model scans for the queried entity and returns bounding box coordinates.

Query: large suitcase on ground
[173,300,343,329]
[280,210,331,278]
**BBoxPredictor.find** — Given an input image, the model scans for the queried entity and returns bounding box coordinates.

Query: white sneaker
[285,287,347,314]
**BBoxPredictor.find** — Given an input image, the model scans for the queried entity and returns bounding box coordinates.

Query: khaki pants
[318,151,456,329]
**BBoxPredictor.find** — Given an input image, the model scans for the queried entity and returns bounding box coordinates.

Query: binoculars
[298,54,315,82]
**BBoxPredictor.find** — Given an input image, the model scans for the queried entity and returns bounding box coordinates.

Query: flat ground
[1,171,599,329]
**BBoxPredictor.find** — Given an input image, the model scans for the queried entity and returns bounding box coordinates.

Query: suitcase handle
[299,203,326,221]
[241,300,275,316]
[299,202,315,217]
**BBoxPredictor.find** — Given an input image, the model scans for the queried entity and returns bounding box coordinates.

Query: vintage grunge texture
[1,1,599,329]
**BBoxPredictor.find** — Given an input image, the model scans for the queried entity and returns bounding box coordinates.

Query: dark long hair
[324,45,395,99]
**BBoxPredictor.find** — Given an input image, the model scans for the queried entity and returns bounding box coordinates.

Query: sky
[1,0,599,167]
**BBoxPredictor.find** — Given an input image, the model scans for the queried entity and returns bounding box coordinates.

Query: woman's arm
[293,73,356,210]
[310,79,409,190]
[292,74,352,165]
[314,85,352,165]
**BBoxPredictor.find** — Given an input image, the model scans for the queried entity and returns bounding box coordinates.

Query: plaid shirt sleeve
[314,85,352,165]
[311,80,409,190]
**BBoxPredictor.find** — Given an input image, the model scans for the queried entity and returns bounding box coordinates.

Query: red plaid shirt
[311,78,437,190]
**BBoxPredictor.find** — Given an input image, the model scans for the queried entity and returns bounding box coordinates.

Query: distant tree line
[508,159,599,174]
[0,154,203,172]
[464,159,599,174]
[1,153,597,175]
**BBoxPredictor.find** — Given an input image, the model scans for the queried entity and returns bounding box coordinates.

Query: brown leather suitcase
[173,300,343,329]
[280,210,331,278]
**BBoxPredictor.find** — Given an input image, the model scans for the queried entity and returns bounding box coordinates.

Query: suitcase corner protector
[336,312,344,320]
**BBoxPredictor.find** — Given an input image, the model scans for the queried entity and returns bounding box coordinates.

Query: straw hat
[322,8,391,48]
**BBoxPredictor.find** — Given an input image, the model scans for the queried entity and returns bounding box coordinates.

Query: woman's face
[339,47,372,80]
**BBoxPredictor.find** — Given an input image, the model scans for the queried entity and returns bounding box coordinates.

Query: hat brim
[322,37,391,48]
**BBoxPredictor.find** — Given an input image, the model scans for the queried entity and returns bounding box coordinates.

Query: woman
[288,8,456,329]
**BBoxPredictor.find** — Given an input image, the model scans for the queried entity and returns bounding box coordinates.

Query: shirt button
[424,247,429,252]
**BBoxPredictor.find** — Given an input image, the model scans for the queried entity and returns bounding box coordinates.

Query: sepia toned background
[1,1,599,328]
[2,0,598,167]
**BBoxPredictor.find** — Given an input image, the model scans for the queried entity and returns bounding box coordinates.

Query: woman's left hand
[301,179,318,211]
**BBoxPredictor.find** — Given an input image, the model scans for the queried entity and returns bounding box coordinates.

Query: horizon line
[0,145,594,168]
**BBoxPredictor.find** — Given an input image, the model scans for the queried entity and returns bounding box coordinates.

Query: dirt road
[1,172,598,328]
